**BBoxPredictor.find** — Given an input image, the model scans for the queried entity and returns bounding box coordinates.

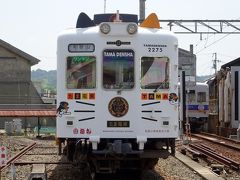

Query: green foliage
[31,69,56,93]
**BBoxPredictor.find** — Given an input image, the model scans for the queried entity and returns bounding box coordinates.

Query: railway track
[0,138,143,180]
[191,133,240,164]
[192,133,240,151]
[0,137,203,180]
[200,132,240,144]
[0,142,37,172]
[189,143,239,170]
[4,135,238,179]
[0,138,75,180]
[179,132,240,179]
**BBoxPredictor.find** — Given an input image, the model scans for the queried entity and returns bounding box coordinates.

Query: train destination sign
[103,49,134,60]
[68,43,95,52]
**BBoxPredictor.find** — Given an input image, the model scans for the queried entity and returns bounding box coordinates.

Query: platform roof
[0,109,56,117]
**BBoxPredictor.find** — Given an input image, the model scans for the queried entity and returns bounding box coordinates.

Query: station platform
[175,151,224,180]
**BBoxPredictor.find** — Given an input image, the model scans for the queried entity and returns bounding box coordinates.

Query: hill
[196,75,212,82]
[31,69,56,93]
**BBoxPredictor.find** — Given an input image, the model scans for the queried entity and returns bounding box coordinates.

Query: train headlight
[127,23,138,34]
[100,23,111,34]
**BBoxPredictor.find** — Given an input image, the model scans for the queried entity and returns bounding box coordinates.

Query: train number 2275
[147,47,163,52]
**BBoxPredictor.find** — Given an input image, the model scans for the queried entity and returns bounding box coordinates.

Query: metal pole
[37,117,41,138]
[104,0,106,13]
[182,71,186,133]
[139,0,146,22]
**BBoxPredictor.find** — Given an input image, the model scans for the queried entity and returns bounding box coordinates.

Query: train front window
[66,56,96,89]
[141,57,169,89]
[103,49,134,89]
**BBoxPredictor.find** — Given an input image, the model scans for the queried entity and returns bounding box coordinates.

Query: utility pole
[212,53,220,74]
[139,0,146,21]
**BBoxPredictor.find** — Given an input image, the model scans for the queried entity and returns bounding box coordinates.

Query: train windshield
[141,57,169,89]
[66,56,96,89]
[103,49,134,89]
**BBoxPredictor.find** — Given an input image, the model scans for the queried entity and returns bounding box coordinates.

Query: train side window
[141,57,169,89]
[187,90,195,103]
[197,92,206,102]
[66,56,96,89]
[103,49,134,89]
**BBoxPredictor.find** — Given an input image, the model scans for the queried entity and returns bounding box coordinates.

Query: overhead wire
[195,31,236,54]
[194,17,240,53]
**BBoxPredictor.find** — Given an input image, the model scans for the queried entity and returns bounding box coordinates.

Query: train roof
[75,12,165,30]
[58,12,177,39]
[94,14,138,24]
[76,12,138,28]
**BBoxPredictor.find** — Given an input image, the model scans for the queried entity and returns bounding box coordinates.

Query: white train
[185,82,209,131]
[56,12,179,179]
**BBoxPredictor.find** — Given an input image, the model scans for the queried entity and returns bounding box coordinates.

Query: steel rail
[190,144,239,170]
[0,142,37,172]
[191,134,240,151]
[190,144,232,167]
[199,144,240,169]
[12,161,73,165]
[25,153,58,155]
[199,132,240,145]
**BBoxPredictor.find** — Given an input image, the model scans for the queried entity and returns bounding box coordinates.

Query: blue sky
[0,0,239,75]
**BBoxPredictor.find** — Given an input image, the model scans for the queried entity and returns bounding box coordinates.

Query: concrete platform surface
[175,152,224,180]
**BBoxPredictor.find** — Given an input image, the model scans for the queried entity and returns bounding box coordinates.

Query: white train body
[56,13,178,170]
[57,26,178,141]
[57,13,178,150]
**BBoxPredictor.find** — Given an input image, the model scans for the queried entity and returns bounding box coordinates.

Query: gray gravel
[155,156,202,180]
[1,136,239,180]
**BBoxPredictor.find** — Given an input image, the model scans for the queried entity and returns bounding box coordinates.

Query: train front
[56,12,179,175]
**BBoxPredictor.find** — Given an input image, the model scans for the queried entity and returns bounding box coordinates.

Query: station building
[0,39,55,131]
[208,58,240,137]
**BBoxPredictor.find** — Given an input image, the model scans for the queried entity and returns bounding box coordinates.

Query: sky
[0,0,240,75]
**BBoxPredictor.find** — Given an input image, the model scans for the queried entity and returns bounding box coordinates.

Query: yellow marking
[82,93,88,100]
[140,13,160,29]
[155,93,162,100]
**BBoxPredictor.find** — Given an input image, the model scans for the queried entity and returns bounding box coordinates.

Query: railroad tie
[28,164,47,180]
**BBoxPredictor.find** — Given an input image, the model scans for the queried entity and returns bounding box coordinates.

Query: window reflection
[103,50,134,89]
[141,57,169,89]
[66,56,96,89]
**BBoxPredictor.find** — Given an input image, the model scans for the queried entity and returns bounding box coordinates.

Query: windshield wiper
[153,85,161,93]
[117,83,124,94]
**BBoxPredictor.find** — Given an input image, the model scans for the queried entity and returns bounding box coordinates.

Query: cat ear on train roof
[76,12,96,28]
[140,13,160,29]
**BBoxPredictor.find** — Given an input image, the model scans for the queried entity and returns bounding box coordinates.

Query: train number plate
[107,121,130,127]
